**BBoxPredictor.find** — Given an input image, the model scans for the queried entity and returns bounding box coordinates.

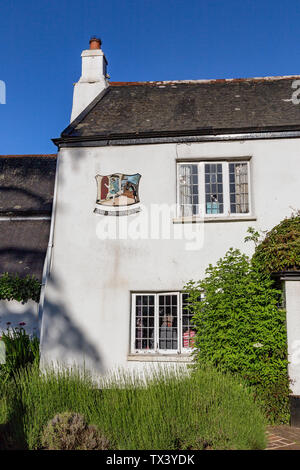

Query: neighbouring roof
[59,76,300,143]
[0,219,52,279]
[0,154,57,216]
[0,154,57,280]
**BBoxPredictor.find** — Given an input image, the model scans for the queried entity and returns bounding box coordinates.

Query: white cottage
[39,38,300,418]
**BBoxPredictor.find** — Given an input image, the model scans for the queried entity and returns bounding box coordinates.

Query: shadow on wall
[40,273,104,375]
[37,150,104,374]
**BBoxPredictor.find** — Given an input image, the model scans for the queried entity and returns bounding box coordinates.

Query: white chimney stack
[70,37,108,122]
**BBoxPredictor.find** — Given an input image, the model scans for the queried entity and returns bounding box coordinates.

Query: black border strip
[53,130,300,148]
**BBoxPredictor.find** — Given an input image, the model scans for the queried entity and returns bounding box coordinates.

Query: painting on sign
[94,173,141,216]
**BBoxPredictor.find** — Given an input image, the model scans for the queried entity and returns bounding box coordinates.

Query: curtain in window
[229,163,249,213]
[179,165,198,217]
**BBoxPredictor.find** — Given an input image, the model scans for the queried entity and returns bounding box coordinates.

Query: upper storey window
[177,161,250,218]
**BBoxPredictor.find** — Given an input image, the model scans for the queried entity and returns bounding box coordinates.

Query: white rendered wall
[286,279,300,395]
[40,138,300,375]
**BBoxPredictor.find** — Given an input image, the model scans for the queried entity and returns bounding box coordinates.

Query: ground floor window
[131,292,199,354]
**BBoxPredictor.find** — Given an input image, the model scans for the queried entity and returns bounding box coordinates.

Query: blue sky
[1,0,300,154]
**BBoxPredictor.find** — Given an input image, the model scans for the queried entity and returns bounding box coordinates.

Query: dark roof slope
[0,219,51,279]
[61,76,300,140]
[0,154,57,216]
[0,154,57,280]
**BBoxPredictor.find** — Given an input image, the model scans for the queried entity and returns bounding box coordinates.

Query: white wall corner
[285,279,300,395]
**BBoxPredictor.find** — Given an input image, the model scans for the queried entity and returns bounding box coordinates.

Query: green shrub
[0,272,41,303]
[41,412,110,450]
[1,364,266,450]
[184,248,290,424]
[249,213,300,274]
[0,328,40,382]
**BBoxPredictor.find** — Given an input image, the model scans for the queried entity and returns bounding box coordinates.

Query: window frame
[176,160,251,219]
[130,292,197,355]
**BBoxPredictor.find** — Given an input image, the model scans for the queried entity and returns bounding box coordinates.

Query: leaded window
[131,293,198,354]
[178,161,250,218]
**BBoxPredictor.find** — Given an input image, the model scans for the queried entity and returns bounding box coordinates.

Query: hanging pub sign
[94,173,142,216]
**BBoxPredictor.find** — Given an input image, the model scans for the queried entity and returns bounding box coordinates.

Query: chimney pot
[89,37,102,50]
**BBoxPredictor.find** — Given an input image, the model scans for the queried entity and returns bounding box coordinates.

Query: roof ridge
[109,75,300,86]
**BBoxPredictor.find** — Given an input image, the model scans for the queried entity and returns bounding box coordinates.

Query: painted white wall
[40,138,300,377]
[0,300,38,337]
[285,279,300,395]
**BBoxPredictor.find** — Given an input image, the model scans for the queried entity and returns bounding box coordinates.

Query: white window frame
[176,160,251,219]
[131,292,198,355]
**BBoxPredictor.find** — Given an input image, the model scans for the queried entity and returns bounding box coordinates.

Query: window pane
[205,164,224,214]
[229,163,249,213]
[181,294,197,349]
[159,294,178,350]
[135,295,154,350]
[178,164,199,217]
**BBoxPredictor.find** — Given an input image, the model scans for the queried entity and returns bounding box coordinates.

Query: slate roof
[0,155,57,216]
[60,76,300,143]
[0,219,52,280]
[0,154,57,280]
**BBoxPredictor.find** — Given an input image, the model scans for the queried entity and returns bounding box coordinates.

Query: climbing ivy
[184,248,290,423]
[0,273,41,303]
[248,212,300,274]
